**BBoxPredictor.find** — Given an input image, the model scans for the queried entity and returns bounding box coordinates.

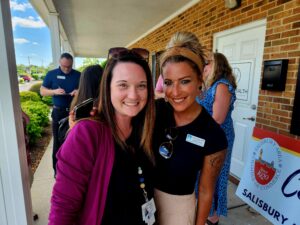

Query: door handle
[243,116,256,121]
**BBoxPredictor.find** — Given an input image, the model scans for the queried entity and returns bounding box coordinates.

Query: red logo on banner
[250,138,282,190]
[254,160,276,185]
[254,148,276,185]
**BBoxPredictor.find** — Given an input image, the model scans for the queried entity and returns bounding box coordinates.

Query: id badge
[141,198,156,225]
[186,134,205,147]
[57,75,66,79]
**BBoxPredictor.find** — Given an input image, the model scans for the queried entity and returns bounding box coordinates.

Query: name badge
[57,75,66,79]
[186,134,205,147]
[141,198,156,225]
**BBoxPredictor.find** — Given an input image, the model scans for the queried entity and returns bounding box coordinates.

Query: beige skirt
[154,189,196,225]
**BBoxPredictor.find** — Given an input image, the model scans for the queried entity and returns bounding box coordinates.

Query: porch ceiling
[29,0,198,58]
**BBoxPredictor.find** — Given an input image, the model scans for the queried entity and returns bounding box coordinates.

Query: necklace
[137,166,148,202]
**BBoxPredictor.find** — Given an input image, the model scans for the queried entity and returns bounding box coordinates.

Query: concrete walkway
[31,138,54,225]
[31,139,272,225]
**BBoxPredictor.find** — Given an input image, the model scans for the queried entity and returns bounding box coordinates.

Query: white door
[213,20,266,179]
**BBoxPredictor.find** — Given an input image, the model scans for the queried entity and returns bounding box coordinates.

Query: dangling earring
[164,96,168,102]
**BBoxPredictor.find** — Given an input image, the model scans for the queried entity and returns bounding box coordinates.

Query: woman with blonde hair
[196,52,237,225]
[153,31,227,225]
[155,31,205,99]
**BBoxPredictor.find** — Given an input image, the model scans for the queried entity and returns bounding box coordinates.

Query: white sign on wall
[230,61,253,101]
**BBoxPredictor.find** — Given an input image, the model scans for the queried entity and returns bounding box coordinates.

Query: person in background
[40,53,80,177]
[57,64,103,146]
[49,49,157,225]
[196,52,237,225]
[69,64,103,110]
[153,31,227,225]
[155,74,164,98]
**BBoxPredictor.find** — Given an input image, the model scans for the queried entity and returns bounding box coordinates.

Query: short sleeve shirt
[42,67,80,108]
[153,99,228,195]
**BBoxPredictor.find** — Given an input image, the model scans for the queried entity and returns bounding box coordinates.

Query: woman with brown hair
[49,49,156,225]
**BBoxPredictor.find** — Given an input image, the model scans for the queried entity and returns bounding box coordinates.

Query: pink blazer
[49,120,115,225]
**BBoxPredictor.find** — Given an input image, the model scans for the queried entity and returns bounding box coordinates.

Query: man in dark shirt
[40,53,80,177]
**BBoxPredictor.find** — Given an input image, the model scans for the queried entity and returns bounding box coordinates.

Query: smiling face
[110,62,148,121]
[162,61,202,115]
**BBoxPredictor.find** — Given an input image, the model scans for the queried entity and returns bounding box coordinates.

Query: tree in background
[76,58,107,71]
[17,64,27,75]
[100,59,107,69]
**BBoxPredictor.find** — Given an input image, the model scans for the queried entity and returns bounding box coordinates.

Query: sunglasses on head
[108,47,149,62]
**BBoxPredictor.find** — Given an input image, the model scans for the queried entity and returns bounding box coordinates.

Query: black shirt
[102,134,155,225]
[153,99,228,195]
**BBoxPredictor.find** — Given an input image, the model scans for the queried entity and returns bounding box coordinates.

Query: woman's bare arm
[212,84,231,125]
[195,149,226,225]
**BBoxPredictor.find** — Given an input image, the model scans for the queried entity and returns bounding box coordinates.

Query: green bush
[25,116,43,144]
[22,100,50,127]
[29,81,43,95]
[19,78,24,84]
[40,75,46,80]
[21,100,50,144]
[20,91,41,103]
[42,96,53,106]
[31,74,39,80]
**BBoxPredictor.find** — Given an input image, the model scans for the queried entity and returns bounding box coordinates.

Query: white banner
[236,127,300,225]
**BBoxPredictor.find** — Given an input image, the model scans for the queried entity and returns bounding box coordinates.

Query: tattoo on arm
[207,150,226,179]
[209,151,224,167]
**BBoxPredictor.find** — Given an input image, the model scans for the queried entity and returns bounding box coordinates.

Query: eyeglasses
[159,127,178,159]
[108,47,149,62]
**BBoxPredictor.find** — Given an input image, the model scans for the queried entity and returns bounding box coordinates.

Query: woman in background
[154,74,164,99]
[58,65,103,146]
[70,64,103,110]
[196,52,237,225]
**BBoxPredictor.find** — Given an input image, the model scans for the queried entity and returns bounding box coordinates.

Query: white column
[48,12,61,68]
[0,1,33,225]
[62,40,73,55]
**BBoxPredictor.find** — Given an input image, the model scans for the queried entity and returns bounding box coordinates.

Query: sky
[10,0,85,68]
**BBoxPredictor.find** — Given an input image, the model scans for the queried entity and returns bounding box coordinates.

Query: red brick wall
[130,0,300,139]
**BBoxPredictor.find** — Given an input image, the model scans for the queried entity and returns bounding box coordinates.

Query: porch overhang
[29,0,199,58]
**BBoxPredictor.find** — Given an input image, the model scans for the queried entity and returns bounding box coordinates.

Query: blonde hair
[205,52,237,89]
[160,31,206,81]
[166,31,206,58]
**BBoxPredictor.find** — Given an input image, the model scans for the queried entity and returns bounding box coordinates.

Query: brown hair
[98,51,155,162]
[205,52,237,89]
[70,65,103,110]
